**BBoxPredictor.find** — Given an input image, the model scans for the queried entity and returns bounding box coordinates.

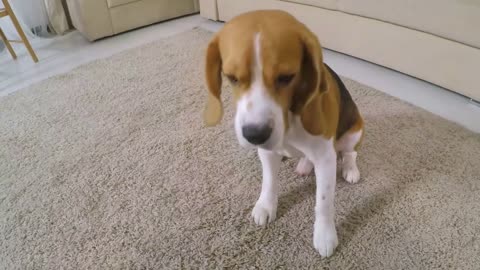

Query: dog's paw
[313,221,338,257]
[341,153,360,184]
[342,163,360,184]
[251,199,277,226]
[295,157,314,176]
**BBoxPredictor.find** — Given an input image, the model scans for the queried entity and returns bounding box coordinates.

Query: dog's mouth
[234,99,285,150]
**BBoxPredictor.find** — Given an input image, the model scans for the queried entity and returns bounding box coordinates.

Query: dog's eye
[276,74,295,88]
[226,74,238,84]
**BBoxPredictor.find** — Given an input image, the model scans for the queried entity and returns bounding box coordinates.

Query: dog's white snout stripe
[234,32,285,149]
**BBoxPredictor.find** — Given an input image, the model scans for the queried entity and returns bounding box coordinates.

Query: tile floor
[1,14,479,133]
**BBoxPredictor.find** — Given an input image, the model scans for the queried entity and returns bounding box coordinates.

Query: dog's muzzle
[242,123,273,145]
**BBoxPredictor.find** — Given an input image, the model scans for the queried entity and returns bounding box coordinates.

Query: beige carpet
[1,28,480,269]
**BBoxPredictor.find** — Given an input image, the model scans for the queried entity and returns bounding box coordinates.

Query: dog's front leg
[251,148,282,226]
[312,144,338,257]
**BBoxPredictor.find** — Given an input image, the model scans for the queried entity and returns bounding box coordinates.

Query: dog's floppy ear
[291,25,326,114]
[204,35,223,126]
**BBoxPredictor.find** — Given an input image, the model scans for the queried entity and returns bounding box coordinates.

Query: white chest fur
[273,143,303,158]
[272,116,312,158]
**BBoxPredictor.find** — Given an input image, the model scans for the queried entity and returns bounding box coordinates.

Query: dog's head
[204,10,326,150]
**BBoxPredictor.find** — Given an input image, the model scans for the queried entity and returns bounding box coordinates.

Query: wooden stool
[0,0,39,63]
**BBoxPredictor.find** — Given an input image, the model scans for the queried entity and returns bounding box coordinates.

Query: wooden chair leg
[0,28,17,59]
[2,0,38,63]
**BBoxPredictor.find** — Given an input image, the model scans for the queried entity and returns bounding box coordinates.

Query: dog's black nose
[242,124,272,145]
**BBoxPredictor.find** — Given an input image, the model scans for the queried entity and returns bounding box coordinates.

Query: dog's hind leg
[336,127,363,184]
[295,157,314,176]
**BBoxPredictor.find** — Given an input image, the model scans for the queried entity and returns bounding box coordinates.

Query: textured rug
[1,28,479,269]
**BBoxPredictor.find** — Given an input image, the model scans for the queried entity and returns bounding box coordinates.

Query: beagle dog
[203,10,364,257]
